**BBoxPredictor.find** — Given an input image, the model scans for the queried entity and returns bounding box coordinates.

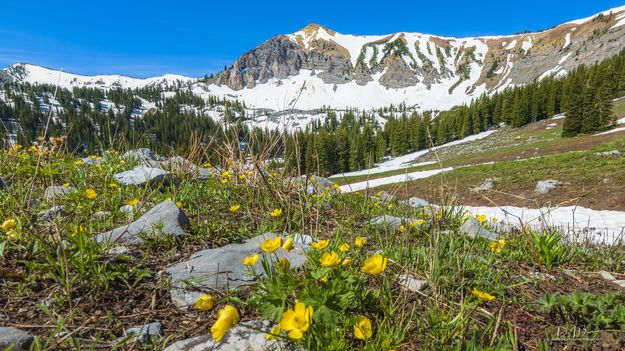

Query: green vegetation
[1,139,624,350]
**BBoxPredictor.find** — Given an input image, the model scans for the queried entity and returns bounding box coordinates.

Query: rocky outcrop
[0,327,33,350]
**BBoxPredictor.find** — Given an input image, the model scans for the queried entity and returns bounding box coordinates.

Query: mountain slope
[2,63,196,90]
[204,5,625,110]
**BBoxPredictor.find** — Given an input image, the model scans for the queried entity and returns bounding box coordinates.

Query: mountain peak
[297,23,336,37]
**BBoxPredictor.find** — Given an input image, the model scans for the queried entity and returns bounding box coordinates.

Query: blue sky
[1,0,623,78]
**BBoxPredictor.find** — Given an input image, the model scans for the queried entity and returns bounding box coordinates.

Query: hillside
[2,143,625,350]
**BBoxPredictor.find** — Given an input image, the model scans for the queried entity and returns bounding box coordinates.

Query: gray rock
[164,321,284,351]
[562,269,578,279]
[301,175,337,195]
[126,322,164,344]
[114,166,173,186]
[370,215,419,228]
[375,191,395,203]
[0,327,33,350]
[43,185,74,201]
[408,197,429,208]
[473,179,494,192]
[460,217,498,241]
[595,150,621,156]
[169,289,204,309]
[92,211,111,219]
[613,280,625,288]
[198,168,219,180]
[96,201,190,244]
[165,233,311,293]
[107,246,133,257]
[535,180,561,194]
[123,148,160,162]
[119,204,135,215]
[598,270,616,281]
[398,274,428,292]
[80,157,103,165]
[529,272,556,281]
[37,206,65,222]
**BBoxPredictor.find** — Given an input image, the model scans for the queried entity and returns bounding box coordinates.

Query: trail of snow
[563,33,571,49]
[330,130,497,178]
[339,168,452,193]
[596,126,625,135]
[462,205,625,245]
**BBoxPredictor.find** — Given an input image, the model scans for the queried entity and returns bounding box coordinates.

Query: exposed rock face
[215,35,307,90]
[213,12,625,101]
[96,201,190,244]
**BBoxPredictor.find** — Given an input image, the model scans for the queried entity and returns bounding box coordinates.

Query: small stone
[562,269,578,279]
[92,211,111,219]
[37,206,65,222]
[96,200,190,244]
[169,289,204,309]
[43,185,73,201]
[535,180,561,194]
[460,217,498,241]
[598,270,616,281]
[0,327,34,350]
[529,272,556,281]
[473,179,494,192]
[125,322,164,344]
[398,274,428,292]
[301,175,337,195]
[375,191,396,203]
[370,215,419,228]
[107,246,133,257]
[114,166,174,186]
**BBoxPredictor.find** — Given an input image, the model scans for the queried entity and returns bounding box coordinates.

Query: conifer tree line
[0,82,266,159]
[283,49,625,176]
[2,49,625,172]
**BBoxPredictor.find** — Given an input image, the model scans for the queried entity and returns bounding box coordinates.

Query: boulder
[164,321,284,351]
[535,180,561,194]
[598,270,616,281]
[96,201,189,244]
[165,233,311,300]
[36,205,65,222]
[407,197,429,208]
[125,322,164,344]
[460,217,498,241]
[43,185,73,201]
[0,327,33,350]
[375,191,395,203]
[114,166,173,186]
[301,175,337,194]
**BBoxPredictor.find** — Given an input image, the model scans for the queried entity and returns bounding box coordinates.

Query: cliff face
[214,9,625,98]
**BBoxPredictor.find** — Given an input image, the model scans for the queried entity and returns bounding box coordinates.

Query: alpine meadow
[3,2,625,351]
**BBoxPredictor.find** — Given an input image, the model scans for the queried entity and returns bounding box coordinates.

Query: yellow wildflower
[282,237,294,252]
[176,201,183,208]
[280,302,313,340]
[361,254,388,275]
[108,182,119,189]
[229,204,241,212]
[342,257,353,267]
[62,183,70,187]
[194,293,214,310]
[409,219,424,228]
[127,198,139,206]
[476,214,487,223]
[489,239,506,253]
[74,159,83,166]
[338,243,350,252]
[266,325,281,340]
[311,239,329,250]
[386,203,394,210]
[472,288,495,302]
[242,253,259,266]
[6,230,18,241]
[210,305,240,342]
[355,236,366,248]
[399,225,406,233]
[220,178,229,184]
[270,208,283,217]
[85,188,97,200]
[1,219,16,232]
[354,316,373,340]
[319,251,341,267]
[261,237,282,253]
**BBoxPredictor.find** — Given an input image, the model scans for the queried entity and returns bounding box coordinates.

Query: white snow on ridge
[563,33,571,49]
[567,5,625,25]
[596,126,625,135]
[4,63,195,90]
[463,205,625,245]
